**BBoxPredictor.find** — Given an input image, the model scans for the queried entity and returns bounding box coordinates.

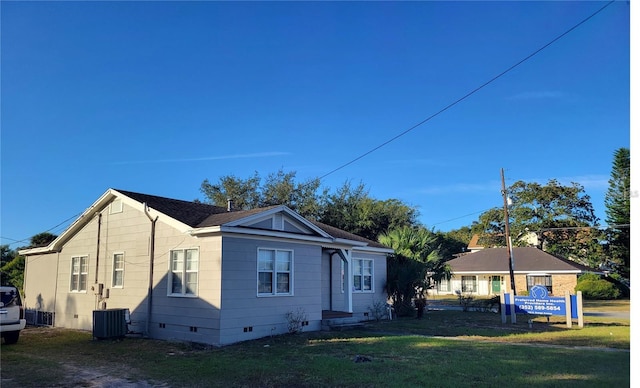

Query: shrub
[368,299,390,321]
[578,273,601,282]
[285,308,307,334]
[455,290,474,312]
[575,279,622,300]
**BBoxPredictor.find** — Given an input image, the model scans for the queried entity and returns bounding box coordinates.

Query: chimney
[227,198,233,212]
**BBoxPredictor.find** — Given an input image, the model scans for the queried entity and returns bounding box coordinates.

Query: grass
[0,303,630,388]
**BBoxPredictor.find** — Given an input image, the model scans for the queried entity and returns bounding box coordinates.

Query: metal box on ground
[93,308,127,339]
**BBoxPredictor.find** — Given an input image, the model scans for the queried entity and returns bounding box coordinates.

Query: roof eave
[20,189,119,255]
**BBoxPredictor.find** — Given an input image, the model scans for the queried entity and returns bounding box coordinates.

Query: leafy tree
[28,232,57,248]
[434,226,473,260]
[0,254,24,291]
[474,179,602,267]
[1,245,17,285]
[380,226,450,317]
[200,169,328,219]
[202,172,421,241]
[319,181,418,241]
[200,172,262,210]
[261,170,327,219]
[604,147,630,278]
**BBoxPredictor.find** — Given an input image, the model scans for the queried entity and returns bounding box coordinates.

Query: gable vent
[110,199,123,214]
[274,214,283,230]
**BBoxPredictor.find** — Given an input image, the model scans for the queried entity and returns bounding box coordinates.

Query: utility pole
[501,168,517,296]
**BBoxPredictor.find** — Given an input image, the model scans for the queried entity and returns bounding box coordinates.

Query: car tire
[3,330,20,344]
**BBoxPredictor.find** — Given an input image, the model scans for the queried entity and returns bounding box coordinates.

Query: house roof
[20,188,391,254]
[115,189,231,228]
[116,189,388,249]
[446,247,599,274]
[308,220,389,249]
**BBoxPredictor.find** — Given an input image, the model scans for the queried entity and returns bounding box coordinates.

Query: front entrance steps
[321,310,365,331]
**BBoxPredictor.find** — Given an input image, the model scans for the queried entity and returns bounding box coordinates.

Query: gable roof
[115,189,230,228]
[446,247,599,274]
[20,188,392,255]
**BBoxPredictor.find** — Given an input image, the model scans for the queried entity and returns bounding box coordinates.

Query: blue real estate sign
[505,285,574,317]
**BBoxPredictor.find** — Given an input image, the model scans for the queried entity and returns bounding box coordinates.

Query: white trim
[224,205,332,238]
[167,247,199,297]
[111,252,125,288]
[352,258,374,293]
[70,255,89,293]
[257,247,294,297]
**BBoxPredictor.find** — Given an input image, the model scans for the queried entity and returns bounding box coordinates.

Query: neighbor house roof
[446,247,598,274]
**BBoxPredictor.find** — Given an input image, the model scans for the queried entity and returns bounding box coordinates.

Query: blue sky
[1,1,631,248]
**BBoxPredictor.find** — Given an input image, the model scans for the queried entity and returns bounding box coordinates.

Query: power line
[2,212,82,248]
[318,0,615,182]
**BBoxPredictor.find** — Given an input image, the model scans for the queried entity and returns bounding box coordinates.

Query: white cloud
[507,91,564,100]
[110,152,290,165]
[417,181,500,195]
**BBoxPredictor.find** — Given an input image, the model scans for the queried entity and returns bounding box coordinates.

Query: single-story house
[431,247,600,297]
[19,189,393,346]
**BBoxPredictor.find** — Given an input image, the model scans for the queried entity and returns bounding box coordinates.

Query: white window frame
[438,279,451,292]
[168,248,199,297]
[257,248,293,297]
[353,258,374,293]
[461,275,477,293]
[112,252,125,288]
[70,256,88,292]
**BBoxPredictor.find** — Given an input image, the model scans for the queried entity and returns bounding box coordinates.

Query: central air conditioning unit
[93,308,128,339]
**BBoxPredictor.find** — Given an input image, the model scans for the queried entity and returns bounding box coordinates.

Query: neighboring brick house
[433,247,600,297]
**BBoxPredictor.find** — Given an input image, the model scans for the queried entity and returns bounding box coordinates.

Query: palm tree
[380,226,451,317]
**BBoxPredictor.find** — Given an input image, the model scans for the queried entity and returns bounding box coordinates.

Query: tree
[202,172,420,241]
[200,172,262,210]
[28,232,57,248]
[474,179,602,267]
[1,245,17,285]
[261,170,327,219]
[318,181,418,241]
[604,147,630,278]
[380,226,451,317]
[434,226,473,260]
[200,169,327,219]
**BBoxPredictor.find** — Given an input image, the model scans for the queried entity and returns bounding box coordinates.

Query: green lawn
[1,306,629,388]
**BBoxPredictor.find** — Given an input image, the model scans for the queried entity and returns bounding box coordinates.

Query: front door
[491,276,501,293]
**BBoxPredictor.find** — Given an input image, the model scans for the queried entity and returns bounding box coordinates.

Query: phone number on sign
[518,304,562,311]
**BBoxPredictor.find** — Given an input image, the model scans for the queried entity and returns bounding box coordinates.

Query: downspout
[143,203,158,338]
[94,213,102,284]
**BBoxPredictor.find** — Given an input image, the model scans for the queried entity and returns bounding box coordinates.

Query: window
[70,256,88,292]
[112,253,124,288]
[527,275,553,294]
[438,279,451,292]
[258,248,292,296]
[169,249,198,296]
[353,258,373,292]
[461,276,477,293]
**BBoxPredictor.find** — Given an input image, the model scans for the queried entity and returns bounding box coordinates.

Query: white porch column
[340,248,353,313]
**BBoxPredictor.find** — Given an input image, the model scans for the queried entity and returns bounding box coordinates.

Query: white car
[1,286,27,344]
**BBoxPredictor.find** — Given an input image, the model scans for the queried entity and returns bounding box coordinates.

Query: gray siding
[218,236,322,345]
